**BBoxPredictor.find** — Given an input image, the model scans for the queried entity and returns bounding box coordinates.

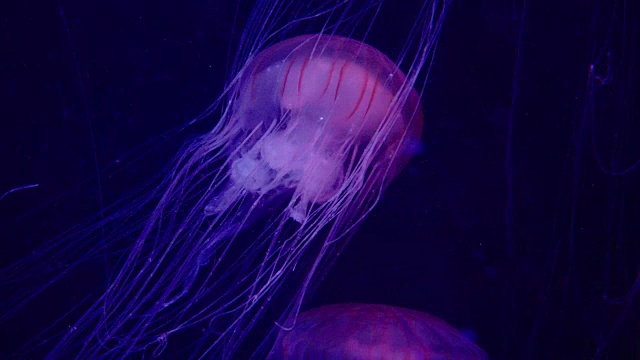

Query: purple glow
[2,1,450,358]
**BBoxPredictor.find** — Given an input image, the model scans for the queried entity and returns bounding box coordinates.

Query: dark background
[2,0,639,358]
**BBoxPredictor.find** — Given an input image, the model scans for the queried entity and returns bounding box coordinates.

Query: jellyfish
[1,0,451,358]
[273,303,488,359]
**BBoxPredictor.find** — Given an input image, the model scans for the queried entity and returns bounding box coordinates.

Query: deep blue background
[2,0,639,358]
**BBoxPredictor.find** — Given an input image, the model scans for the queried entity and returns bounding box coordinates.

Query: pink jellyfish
[274,304,488,359]
[2,1,450,358]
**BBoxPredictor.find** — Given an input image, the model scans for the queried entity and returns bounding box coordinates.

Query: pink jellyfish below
[274,304,488,359]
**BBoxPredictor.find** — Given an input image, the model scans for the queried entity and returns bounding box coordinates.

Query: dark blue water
[2,0,638,358]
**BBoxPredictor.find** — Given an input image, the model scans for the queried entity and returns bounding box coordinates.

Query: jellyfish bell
[217,34,423,223]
